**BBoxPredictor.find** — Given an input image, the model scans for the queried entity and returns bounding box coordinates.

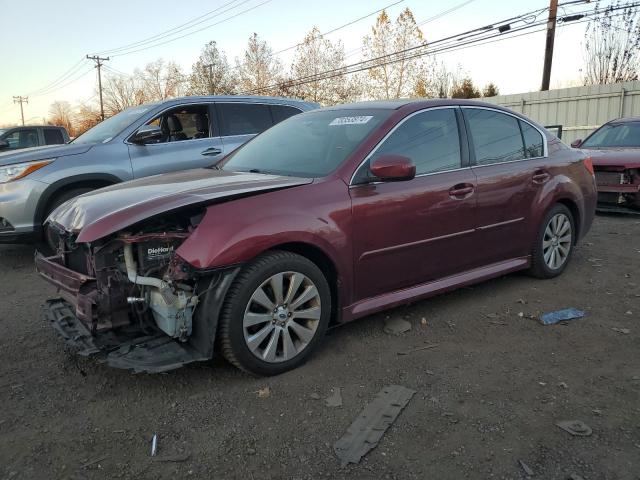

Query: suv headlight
[0,159,54,184]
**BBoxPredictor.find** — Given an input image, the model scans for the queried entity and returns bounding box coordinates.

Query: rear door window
[520,121,544,158]
[219,103,273,136]
[43,128,65,145]
[464,108,525,165]
[271,105,302,124]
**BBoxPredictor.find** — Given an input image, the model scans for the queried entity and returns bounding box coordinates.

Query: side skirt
[342,256,531,322]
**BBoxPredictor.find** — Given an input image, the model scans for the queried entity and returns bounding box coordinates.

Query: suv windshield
[72,105,153,144]
[582,122,640,148]
[222,109,390,177]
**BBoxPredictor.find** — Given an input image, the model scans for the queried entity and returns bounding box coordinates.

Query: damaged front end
[595,166,640,213]
[36,213,238,373]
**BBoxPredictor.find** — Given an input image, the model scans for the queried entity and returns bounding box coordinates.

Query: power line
[97,0,249,55]
[30,67,95,97]
[27,57,88,96]
[110,0,275,57]
[245,2,637,95]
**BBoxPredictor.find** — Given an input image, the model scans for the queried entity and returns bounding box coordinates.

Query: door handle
[201,147,222,156]
[532,169,550,184]
[449,183,475,199]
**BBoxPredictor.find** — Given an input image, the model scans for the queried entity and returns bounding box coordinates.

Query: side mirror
[131,125,164,145]
[570,139,582,148]
[0,139,9,150]
[370,154,416,181]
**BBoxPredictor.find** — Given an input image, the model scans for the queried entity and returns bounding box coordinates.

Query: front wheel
[217,251,331,376]
[529,204,575,279]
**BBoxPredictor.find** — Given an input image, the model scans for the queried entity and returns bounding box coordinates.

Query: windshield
[72,105,154,144]
[582,122,640,148]
[0,129,7,136]
[221,109,391,177]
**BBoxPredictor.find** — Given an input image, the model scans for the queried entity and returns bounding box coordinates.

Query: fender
[34,173,123,227]
[176,179,354,305]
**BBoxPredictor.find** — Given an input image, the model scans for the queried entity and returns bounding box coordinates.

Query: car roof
[161,95,318,109]
[321,98,515,111]
[609,116,640,124]
[3,125,65,129]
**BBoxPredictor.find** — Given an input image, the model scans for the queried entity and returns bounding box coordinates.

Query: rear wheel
[218,251,331,376]
[42,188,93,253]
[530,204,575,278]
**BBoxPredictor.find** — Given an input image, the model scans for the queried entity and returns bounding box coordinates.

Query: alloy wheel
[242,271,322,363]
[542,213,572,270]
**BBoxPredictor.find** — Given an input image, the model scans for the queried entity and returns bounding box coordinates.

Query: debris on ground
[257,386,270,398]
[80,456,107,469]
[612,327,631,334]
[150,434,158,457]
[625,310,633,315]
[151,453,190,463]
[420,317,427,325]
[518,459,534,476]
[309,392,321,400]
[397,343,439,356]
[556,420,592,437]
[334,385,415,466]
[325,387,343,408]
[558,382,568,389]
[383,317,412,335]
[539,308,585,325]
[569,474,585,480]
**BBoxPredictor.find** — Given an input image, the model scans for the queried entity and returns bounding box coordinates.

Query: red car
[36,99,597,376]
[571,117,640,213]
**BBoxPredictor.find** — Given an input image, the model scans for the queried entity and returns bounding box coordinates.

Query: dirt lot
[0,214,638,480]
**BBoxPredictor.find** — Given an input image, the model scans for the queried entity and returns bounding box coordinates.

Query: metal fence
[483,80,640,144]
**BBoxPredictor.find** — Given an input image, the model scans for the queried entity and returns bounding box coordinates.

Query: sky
[0,0,603,126]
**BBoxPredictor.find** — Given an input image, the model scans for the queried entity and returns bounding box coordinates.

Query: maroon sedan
[571,117,640,213]
[36,99,596,375]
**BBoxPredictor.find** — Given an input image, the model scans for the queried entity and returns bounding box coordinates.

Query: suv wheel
[218,251,331,376]
[530,203,575,279]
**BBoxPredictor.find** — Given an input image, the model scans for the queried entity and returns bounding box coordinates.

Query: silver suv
[0,96,318,246]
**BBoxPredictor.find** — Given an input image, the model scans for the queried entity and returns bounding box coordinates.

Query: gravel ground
[0,214,638,480]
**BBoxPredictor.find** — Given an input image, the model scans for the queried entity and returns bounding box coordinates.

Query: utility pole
[541,0,558,91]
[86,55,110,121]
[13,96,28,126]
[203,63,214,94]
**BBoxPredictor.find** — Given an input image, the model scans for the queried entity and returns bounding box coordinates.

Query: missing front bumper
[43,298,208,373]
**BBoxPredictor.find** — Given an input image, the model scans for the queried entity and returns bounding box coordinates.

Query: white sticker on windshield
[329,115,373,126]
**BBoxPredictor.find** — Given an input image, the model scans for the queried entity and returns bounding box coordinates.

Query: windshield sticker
[329,116,373,126]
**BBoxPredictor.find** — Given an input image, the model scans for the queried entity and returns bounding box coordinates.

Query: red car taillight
[583,157,594,176]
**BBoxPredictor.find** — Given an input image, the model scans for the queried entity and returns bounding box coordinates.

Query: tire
[529,203,575,279]
[41,188,93,253]
[218,251,331,376]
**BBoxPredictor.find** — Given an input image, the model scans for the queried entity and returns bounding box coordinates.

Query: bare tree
[74,102,101,136]
[583,0,640,85]
[188,41,235,95]
[361,8,426,99]
[423,61,463,98]
[137,59,186,101]
[48,101,75,136]
[289,27,359,105]
[102,74,145,116]
[236,33,283,95]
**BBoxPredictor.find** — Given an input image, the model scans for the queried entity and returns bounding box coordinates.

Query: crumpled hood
[48,168,313,243]
[585,148,640,169]
[0,143,94,165]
